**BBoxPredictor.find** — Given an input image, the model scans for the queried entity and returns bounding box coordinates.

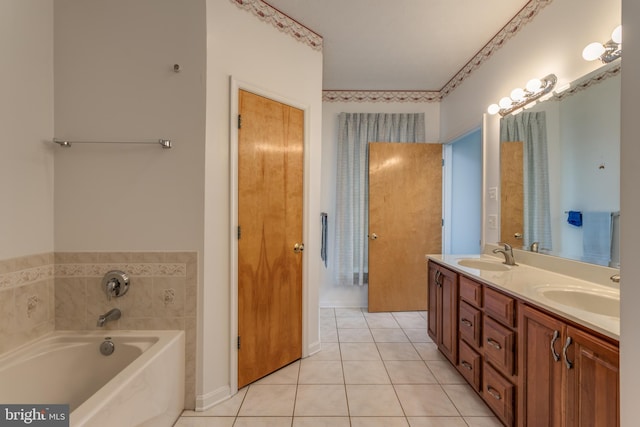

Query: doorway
[236,89,304,388]
[444,129,482,254]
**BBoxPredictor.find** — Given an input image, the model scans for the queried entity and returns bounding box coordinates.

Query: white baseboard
[196,385,231,411]
[306,340,322,357]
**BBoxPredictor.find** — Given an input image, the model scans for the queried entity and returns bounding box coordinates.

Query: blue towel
[567,211,582,227]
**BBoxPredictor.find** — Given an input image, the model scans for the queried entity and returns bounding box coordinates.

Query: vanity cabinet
[519,304,619,427]
[428,258,619,427]
[457,274,518,426]
[427,261,458,364]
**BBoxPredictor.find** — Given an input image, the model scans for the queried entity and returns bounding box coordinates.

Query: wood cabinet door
[427,262,457,364]
[427,262,438,341]
[518,304,565,427]
[565,326,619,427]
[438,266,458,364]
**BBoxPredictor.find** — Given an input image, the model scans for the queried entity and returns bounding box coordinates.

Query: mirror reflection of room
[499,64,620,267]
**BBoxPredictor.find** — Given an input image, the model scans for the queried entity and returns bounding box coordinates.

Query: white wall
[320,101,440,307]
[53,0,206,253]
[620,1,640,424]
[203,0,323,407]
[441,0,621,143]
[0,0,54,260]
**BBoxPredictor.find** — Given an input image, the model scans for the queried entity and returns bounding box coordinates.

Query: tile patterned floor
[175,309,502,427]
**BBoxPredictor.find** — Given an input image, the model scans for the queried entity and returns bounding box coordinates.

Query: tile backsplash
[0,253,55,355]
[0,251,198,410]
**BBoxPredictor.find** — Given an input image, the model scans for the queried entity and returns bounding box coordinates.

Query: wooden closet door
[237,90,303,387]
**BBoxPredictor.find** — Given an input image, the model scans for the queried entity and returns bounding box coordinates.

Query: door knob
[293,243,305,253]
[370,233,378,240]
[514,233,523,239]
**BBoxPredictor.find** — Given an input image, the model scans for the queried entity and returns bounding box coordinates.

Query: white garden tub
[0,330,185,427]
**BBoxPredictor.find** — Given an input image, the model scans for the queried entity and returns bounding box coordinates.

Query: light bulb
[583,42,606,61]
[526,78,542,93]
[487,104,500,115]
[510,88,525,102]
[499,97,512,109]
[612,25,622,44]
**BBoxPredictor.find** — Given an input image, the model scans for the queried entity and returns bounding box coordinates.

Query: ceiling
[264,0,531,91]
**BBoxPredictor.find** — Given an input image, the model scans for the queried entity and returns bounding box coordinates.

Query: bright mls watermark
[0,405,69,426]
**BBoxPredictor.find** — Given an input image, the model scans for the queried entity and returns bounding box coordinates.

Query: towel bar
[53,138,172,149]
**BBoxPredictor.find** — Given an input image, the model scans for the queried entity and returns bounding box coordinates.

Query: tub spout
[97,308,121,327]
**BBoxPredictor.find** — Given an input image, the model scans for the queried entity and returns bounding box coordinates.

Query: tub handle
[102,270,130,300]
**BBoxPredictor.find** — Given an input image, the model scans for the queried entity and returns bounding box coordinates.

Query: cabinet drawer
[458,339,481,391]
[484,286,516,327]
[483,316,516,375]
[483,361,515,426]
[459,276,482,307]
[459,301,481,349]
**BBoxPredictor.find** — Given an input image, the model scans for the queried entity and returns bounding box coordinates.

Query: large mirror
[500,62,621,267]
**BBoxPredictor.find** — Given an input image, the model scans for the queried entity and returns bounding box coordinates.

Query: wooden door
[368,142,442,312]
[518,305,566,427]
[237,90,303,388]
[500,141,524,247]
[565,326,619,427]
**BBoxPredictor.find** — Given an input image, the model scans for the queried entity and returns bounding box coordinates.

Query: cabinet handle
[461,361,473,371]
[550,330,561,362]
[434,270,442,287]
[487,386,502,400]
[461,318,473,327]
[487,337,502,350]
[563,336,573,369]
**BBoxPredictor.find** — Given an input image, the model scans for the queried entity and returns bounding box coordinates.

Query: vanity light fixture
[487,74,557,117]
[582,25,621,63]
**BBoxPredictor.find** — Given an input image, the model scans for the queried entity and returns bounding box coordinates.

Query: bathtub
[0,330,185,427]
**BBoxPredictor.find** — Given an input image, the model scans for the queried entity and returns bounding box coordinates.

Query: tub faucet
[97,308,121,327]
[493,243,517,266]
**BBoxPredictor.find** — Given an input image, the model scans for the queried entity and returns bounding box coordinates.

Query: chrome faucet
[530,241,539,253]
[493,243,517,266]
[97,308,121,327]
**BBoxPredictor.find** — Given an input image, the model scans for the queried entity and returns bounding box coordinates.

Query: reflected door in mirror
[500,141,524,248]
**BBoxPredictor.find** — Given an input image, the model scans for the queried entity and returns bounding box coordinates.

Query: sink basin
[456,258,511,272]
[537,288,619,317]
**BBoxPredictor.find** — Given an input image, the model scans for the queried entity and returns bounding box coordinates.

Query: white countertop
[427,253,620,341]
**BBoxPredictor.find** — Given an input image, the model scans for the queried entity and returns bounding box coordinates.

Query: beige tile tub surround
[0,253,55,355]
[53,251,197,409]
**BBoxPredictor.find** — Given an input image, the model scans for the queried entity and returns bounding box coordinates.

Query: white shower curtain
[334,113,426,286]
[500,112,552,250]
